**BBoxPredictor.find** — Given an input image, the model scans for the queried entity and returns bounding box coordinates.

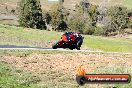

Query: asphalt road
[0,45,132,55]
[0,45,53,50]
[0,15,18,20]
[0,45,94,52]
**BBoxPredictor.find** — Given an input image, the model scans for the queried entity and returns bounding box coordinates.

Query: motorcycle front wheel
[52,42,58,49]
[76,40,83,50]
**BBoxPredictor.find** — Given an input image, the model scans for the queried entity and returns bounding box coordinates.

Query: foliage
[18,0,46,29]
[127,9,132,29]
[71,1,131,36]
[127,20,132,29]
[88,5,98,26]
[57,20,68,31]
[105,6,129,35]
[68,15,84,33]
[83,20,95,35]
[93,27,105,36]
[49,4,68,31]
[0,62,39,88]
[69,16,95,35]
[44,12,52,25]
[69,0,98,35]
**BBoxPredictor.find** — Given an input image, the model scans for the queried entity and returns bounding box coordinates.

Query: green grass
[84,35,132,52]
[124,0,132,9]
[0,61,39,88]
[0,24,61,47]
[0,24,61,41]
[0,24,132,53]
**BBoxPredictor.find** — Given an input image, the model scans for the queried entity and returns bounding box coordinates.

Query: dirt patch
[1,53,132,75]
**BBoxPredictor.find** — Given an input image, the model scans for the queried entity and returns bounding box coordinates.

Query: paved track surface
[0,15,17,20]
[0,45,132,55]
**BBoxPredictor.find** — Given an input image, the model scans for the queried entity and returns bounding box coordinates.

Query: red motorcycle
[52,32,84,50]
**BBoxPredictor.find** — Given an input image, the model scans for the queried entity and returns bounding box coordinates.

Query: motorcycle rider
[62,32,83,50]
[73,32,84,50]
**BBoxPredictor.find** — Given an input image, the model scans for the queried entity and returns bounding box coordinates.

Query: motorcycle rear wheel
[69,48,74,50]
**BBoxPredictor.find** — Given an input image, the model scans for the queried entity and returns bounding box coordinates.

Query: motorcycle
[52,32,84,50]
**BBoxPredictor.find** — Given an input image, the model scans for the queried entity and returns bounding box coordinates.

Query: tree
[105,6,128,35]
[69,15,95,35]
[18,0,46,29]
[44,12,52,25]
[69,15,85,33]
[57,20,68,31]
[49,4,61,30]
[68,0,97,35]
[88,5,98,26]
[49,4,68,31]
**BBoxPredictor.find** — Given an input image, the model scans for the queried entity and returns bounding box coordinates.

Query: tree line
[18,0,132,36]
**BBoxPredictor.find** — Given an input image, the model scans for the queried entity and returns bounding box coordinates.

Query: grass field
[0,24,132,88]
[124,0,132,9]
[0,61,39,88]
[0,1,132,88]
[0,49,132,88]
[0,24,132,53]
[83,35,132,52]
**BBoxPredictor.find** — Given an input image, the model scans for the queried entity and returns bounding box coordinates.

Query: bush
[83,21,95,35]
[69,16,95,35]
[93,27,105,36]
[57,20,68,31]
[68,16,84,33]
[127,9,132,29]
[44,12,52,25]
[126,20,132,29]
[105,6,129,35]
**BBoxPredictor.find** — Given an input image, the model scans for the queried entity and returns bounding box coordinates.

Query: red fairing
[62,34,68,42]
[69,34,76,41]
[62,34,76,42]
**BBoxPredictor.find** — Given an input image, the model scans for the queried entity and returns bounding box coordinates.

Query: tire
[76,40,83,50]
[76,47,80,50]
[76,75,86,86]
[52,42,58,49]
[69,46,74,50]
[69,44,75,50]
[69,48,74,50]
